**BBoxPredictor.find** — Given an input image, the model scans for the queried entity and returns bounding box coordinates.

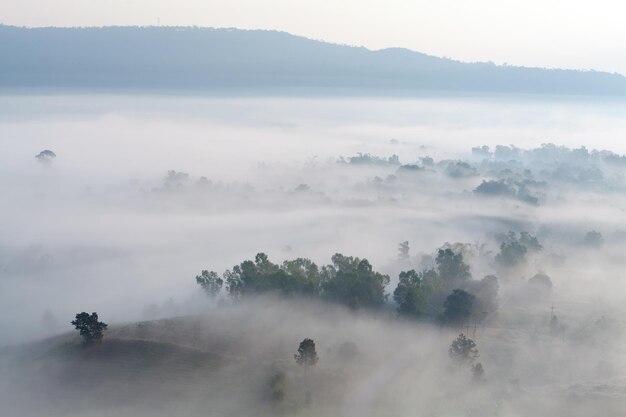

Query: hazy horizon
[2,0,626,75]
[1,22,625,77]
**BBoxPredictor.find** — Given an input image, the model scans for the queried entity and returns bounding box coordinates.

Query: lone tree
[398,241,410,261]
[35,149,56,164]
[294,338,319,372]
[449,333,478,365]
[71,312,108,343]
[472,362,486,383]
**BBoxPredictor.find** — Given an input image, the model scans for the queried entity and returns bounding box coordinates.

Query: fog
[2,93,626,416]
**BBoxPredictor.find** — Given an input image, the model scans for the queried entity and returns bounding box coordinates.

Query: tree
[472,362,486,383]
[35,149,56,164]
[449,333,478,365]
[269,368,287,402]
[441,289,475,326]
[294,338,319,371]
[466,275,499,316]
[321,254,390,309]
[527,271,553,302]
[495,231,542,267]
[280,258,321,295]
[436,248,471,283]
[519,232,542,251]
[224,253,321,298]
[393,269,426,317]
[495,240,527,267]
[71,312,108,343]
[398,241,410,261]
[195,270,223,297]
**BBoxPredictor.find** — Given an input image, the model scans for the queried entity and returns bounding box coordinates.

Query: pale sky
[2,0,626,75]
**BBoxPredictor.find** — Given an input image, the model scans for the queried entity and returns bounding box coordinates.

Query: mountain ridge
[1,25,625,96]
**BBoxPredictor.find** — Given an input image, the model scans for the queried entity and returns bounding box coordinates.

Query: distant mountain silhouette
[1,25,625,96]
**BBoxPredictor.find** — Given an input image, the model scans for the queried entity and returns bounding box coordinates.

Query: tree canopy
[449,333,478,365]
[200,252,388,310]
[197,246,498,323]
[294,338,319,369]
[320,254,390,309]
[495,231,542,267]
[393,269,427,317]
[436,248,471,283]
[441,289,475,327]
[195,270,223,297]
[71,312,108,343]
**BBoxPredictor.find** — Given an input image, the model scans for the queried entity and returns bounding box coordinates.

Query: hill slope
[1,25,625,96]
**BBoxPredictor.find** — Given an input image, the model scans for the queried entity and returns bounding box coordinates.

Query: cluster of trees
[197,253,389,310]
[495,231,542,267]
[197,248,498,327]
[393,248,498,326]
[338,153,400,165]
[474,179,540,205]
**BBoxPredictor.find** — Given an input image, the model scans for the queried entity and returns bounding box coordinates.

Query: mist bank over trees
[4,94,626,415]
[2,25,626,96]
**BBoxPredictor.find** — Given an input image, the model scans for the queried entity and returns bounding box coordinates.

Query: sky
[1,0,626,73]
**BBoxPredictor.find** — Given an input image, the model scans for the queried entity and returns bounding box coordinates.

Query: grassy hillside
[2,298,626,417]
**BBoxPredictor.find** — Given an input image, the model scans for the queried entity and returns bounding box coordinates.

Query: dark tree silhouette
[294,338,319,370]
[441,289,475,326]
[35,149,56,164]
[71,312,108,343]
[393,269,426,317]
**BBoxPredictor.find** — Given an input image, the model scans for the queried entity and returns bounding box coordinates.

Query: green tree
[393,269,426,317]
[321,254,390,309]
[281,258,321,295]
[441,289,475,326]
[449,333,478,365]
[195,270,223,297]
[224,268,244,299]
[224,254,322,298]
[71,312,108,343]
[436,248,471,283]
